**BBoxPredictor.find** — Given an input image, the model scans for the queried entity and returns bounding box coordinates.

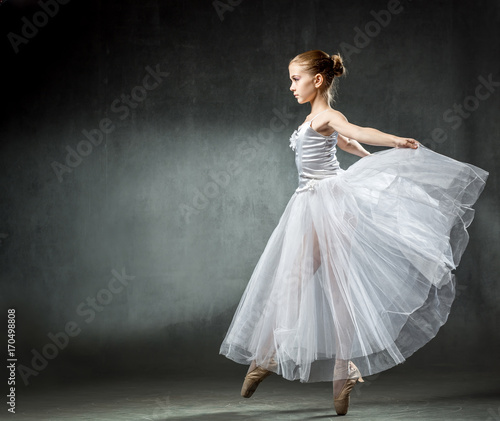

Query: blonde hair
[289,50,345,105]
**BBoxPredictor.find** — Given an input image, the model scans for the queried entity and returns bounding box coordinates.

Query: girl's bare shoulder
[325,108,347,122]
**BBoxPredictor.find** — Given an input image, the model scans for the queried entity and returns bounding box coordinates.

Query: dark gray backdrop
[1,0,499,389]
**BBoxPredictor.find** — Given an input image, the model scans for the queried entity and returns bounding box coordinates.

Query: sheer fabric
[220,121,488,382]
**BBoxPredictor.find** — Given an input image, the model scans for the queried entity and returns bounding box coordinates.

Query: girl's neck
[309,96,330,116]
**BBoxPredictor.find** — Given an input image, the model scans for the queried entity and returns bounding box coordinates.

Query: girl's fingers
[406,139,419,148]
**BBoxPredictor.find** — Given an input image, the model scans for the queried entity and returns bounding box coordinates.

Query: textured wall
[1,0,499,385]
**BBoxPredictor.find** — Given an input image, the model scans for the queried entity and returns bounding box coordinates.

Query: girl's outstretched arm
[327,110,419,149]
[337,134,371,157]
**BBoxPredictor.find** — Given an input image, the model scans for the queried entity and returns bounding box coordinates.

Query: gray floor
[12,365,500,420]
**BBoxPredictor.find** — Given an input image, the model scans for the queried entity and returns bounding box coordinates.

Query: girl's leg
[244,225,317,384]
[318,213,363,414]
[310,217,358,396]
[311,225,353,397]
[246,360,257,374]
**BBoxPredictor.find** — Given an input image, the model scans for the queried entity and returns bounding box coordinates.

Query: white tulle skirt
[219,145,488,382]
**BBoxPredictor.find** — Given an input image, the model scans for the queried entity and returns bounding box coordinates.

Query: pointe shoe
[241,361,276,398]
[333,361,364,416]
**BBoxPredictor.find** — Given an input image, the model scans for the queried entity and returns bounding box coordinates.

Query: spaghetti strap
[297,109,330,130]
[309,108,329,122]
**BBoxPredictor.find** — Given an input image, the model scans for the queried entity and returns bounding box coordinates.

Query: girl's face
[289,63,318,104]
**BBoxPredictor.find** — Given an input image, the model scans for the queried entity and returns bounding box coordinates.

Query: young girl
[219,50,489,416]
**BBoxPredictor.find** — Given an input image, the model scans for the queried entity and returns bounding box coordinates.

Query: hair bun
[330,54,344,77]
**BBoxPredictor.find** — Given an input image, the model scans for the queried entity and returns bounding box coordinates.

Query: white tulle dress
[219,110,489,383]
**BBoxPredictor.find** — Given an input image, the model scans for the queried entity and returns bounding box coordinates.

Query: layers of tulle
[219,145,488,382]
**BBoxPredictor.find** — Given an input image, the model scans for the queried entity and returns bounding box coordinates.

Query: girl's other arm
[337,134,371,157]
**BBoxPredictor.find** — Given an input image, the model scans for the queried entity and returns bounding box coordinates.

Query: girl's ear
[314,73,324,89]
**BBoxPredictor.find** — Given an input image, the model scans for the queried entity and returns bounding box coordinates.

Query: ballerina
[220,49,488,416]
